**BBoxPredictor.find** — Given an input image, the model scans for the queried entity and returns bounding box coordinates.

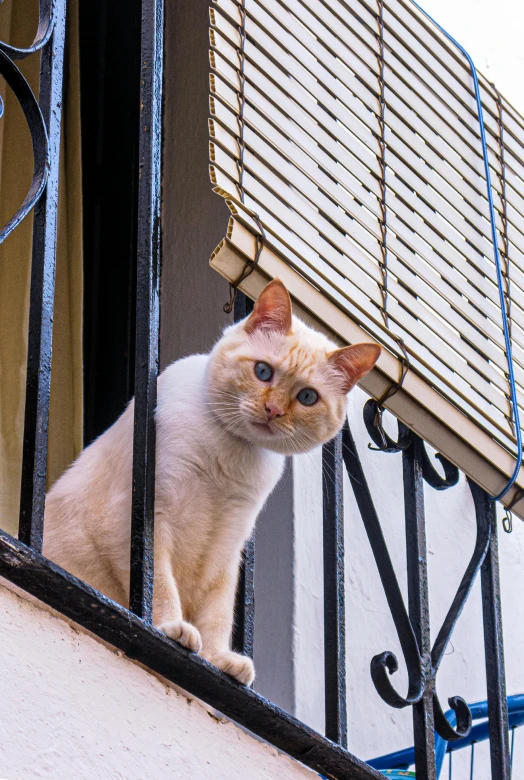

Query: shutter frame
[208,0,524,519]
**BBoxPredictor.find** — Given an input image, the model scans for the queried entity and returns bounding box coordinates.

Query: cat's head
[207,279,380,455]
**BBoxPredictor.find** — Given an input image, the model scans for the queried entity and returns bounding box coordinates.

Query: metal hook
[500,487,524,533]
[502,509,513,534]
[223,283,237,314]
[364,398,411,454]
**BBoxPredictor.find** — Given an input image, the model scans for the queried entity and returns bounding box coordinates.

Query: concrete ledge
[0,582,316,780]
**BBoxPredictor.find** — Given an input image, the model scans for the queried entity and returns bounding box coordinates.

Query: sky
[418,0,524,114]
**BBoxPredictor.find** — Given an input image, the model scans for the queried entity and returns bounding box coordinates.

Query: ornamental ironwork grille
[208,0,524,520]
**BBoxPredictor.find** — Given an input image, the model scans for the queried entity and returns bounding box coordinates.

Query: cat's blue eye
[297,388,318,406]
[255,361,273,382]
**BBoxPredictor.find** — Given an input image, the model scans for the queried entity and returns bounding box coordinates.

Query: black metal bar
[233,290,252,321]
[18,1,66,551]
[342,420,424,708]
[129,0,164,620]
[323,431,347,747]
[232,291,256,657]
[233,538,255,657]
[477,486,511,780]
[404,436,436,780]
[0,529,382,780]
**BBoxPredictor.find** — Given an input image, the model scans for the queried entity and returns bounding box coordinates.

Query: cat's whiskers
[186,406,247,440]
[288,432,338,494]
[206,390,240,403]
[290,428,313,450]
[188,414,247,449]
[296,429,339,492]
[198,403,242,419]
[319,450,338,485]
[283,434,336,495]
[219,414,256,442]
[200,405,240,416]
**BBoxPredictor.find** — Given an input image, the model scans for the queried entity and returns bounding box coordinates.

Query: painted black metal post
[403,436,436,780]
[323,431,347,747]
[129,0,164,621]
[232,292,255,657]
[18,1,67,551]
[341,419,425,710]
[233,536,255,657]
[476,486,511,780]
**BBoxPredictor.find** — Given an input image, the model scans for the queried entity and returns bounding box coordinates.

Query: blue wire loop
[409,1,522,503]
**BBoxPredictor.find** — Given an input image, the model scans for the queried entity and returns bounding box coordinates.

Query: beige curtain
[0,0,83,536]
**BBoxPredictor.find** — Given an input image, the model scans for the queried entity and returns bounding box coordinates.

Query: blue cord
[407,0,522,502]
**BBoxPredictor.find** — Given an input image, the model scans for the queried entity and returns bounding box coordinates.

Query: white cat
[44,279,380,684]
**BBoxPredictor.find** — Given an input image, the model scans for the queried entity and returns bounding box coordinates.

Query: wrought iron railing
[343,411,511,780]
[0,2,513,780]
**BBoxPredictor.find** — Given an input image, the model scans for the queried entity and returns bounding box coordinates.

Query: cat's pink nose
[265,402,284,421]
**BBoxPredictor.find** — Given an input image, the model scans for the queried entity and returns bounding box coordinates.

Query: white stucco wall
[0,582,316,780]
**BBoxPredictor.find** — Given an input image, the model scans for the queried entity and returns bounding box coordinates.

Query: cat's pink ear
[245,279,292,335]
[327,343,381,393]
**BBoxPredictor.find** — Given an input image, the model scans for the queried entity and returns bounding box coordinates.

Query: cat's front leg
[153,556,202,654]
[194,568,255,686]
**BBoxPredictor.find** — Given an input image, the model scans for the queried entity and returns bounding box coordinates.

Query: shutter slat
[222,0,524,199]
[381,0,524,154]
[211,149,385,299]
[211,30,382,187]
[210,165,388,315]
[210,71,524,337]
[252,0,514,183]
[211,88,524,399]
[212,0,524,230]
[386,221,524,366]
[224,197,404,353]
[210,89,524,370]
[210,51,382,218]
[386,251,524,382]
[303,0,524,199]
[210,140,385,275]
[210,76,385,247]
[211,8,524,235]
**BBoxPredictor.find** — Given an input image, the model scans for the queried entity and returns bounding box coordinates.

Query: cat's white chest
[154,355,284,573]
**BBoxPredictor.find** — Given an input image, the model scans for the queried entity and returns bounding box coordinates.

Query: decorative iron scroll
[0,0,55,58]
[0,0,68,551]
[343,412,497,744]
[0,2,53,244]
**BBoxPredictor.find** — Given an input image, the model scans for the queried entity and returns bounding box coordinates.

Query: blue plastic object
[367,695,524,777]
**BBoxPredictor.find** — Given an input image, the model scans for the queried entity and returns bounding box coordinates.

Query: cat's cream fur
[44,280,380,685]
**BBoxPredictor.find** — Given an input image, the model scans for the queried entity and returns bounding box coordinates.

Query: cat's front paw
[159,619,202,654]
[206,650,255,685]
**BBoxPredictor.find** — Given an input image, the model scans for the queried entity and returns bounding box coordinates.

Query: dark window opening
[79,0,142,445]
